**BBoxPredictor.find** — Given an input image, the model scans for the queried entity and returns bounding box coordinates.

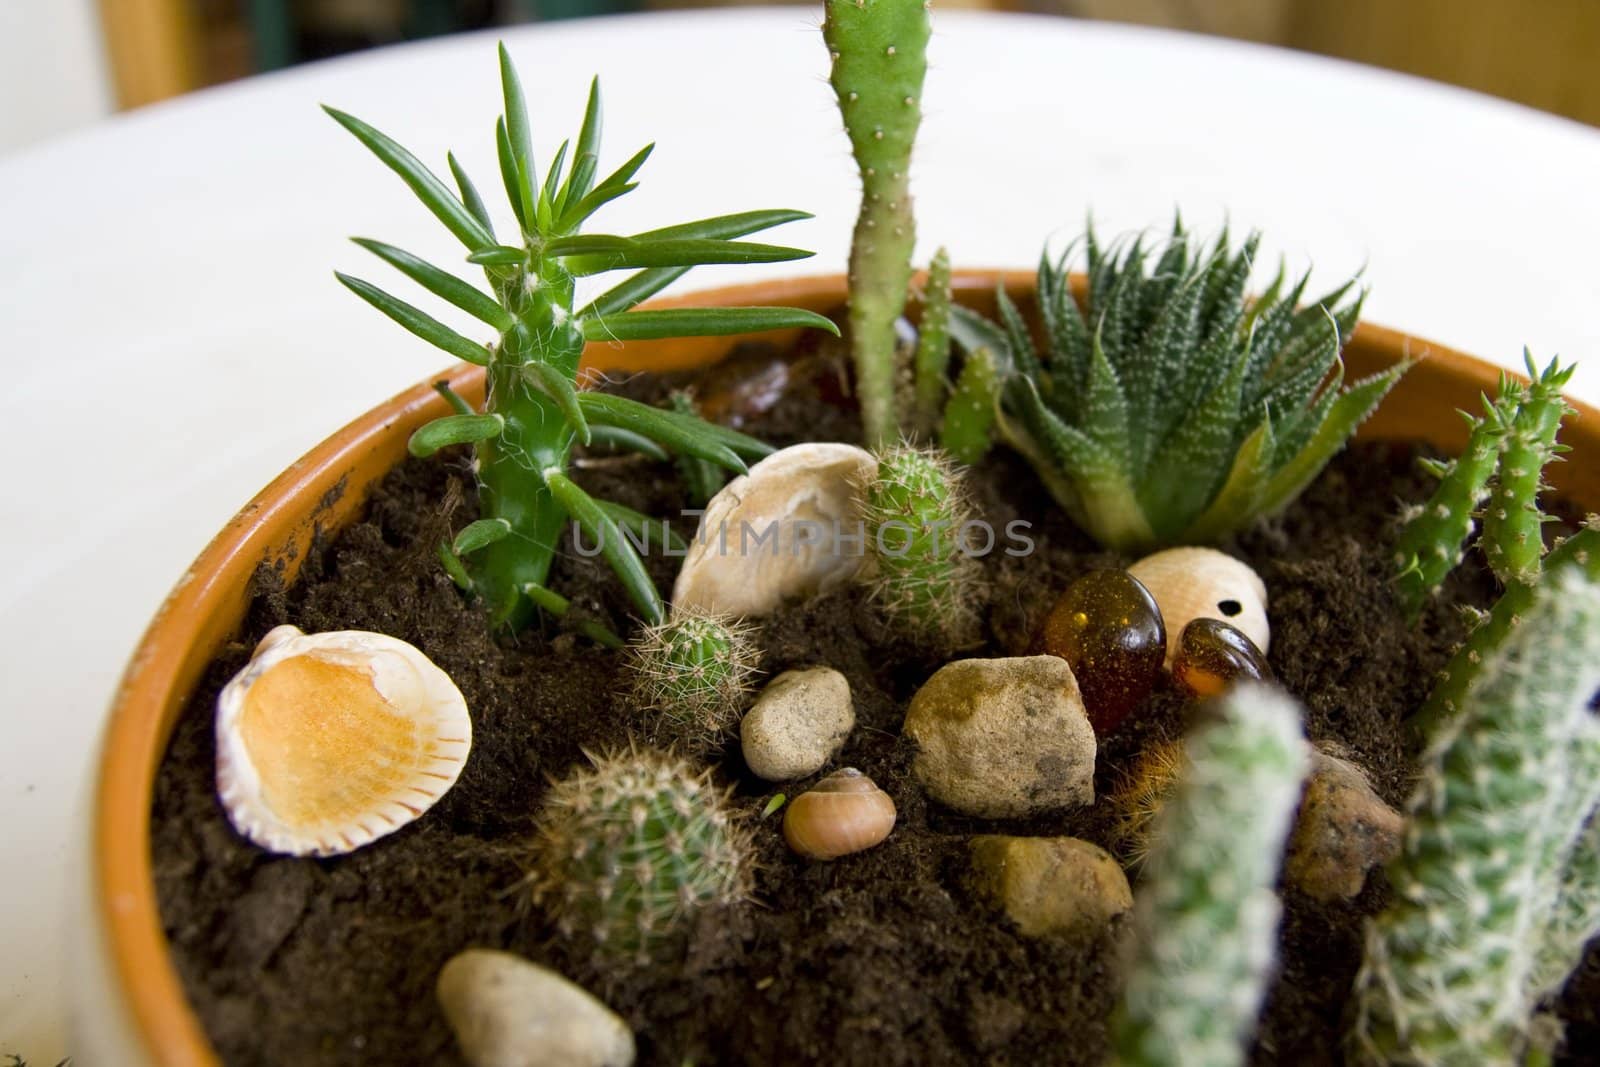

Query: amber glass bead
[1172,617,1272,699]
[1039,569,1166,733]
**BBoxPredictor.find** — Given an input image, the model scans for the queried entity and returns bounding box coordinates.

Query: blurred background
[5,0,1600,154]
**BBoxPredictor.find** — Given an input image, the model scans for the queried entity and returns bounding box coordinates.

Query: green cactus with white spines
[824,0,930,446]
[1394,354,1576,622]
[1481,354,1576,585]
[330,46,836,631]
[629,610,760,752]
[950,222,1406,552]
[1416,522,1600,733]
[1109,683,1310,1067]
[1349,565,1600,1067]
[1532,812,1600,1000]
[1392,383,1520,620]
[858,445,983,647]
[531,748,751,960]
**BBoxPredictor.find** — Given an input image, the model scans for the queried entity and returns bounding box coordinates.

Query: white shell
[670,442,876,618]
[1127,547,1270,668]
[215,624,471,856]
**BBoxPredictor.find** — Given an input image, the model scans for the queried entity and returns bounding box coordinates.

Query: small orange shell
[214,625,471,856]
[782,767,896,861]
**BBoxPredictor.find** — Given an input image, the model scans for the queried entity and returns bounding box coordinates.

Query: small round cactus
[628,609,760,751]
[858,444,984,647]
[530,748,752,960]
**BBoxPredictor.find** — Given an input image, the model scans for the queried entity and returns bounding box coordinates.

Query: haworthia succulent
[952,222,1398,551]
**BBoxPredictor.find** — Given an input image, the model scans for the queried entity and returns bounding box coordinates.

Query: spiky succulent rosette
[330,45,836,631]
[949,222,1406,552]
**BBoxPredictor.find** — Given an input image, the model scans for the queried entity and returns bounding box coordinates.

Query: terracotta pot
[77,273,1600,1065]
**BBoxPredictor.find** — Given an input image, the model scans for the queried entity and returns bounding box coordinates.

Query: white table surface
[4,7,1600,1060]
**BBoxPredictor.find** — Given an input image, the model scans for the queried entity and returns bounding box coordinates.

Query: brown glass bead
[1039,569,1166,734]
[1172,617,1272,699]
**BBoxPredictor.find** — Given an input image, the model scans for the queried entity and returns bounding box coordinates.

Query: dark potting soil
[151,341,1600,1067]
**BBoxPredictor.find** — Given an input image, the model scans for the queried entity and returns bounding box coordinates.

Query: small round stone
[740,667,855,782]
[1172,618,1271,699]
[437,949,635,1067]
[903,656,1096,818]
[968,835,1132,940]
[1038,570,1166,733]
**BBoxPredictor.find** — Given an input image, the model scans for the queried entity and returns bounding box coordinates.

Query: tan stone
[904,656,1096,817]
[969,835,1132,939]
[1285,744,1404,901]
[741,667,855,782]
[437,949,635,1067]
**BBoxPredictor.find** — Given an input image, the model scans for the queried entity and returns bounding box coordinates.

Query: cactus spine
[1109,684,1310,1067]
[1349,565,1600,1066]
[629,609,760,752]
[858,445,983,646]
[531,748,751,959]
[824,0,930,446]
[913,247,953,436]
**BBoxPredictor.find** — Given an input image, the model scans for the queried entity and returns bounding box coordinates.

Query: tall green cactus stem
[1109,684,1309,1067]
[330,47,836,631]
[858,445,983,646]
[1349,566,1600,1067]
[1532,811,1600,999]
[1392,386,1518,621]
[824,0,931,446]
[1480,354,1576,586]
[531,748,751,960]
[940,346,1001,465]
[913,247,954,436]
[1413,523,1600,733]
[629,610,760,752]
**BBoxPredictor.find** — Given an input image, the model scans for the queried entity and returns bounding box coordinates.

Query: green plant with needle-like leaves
[949,222,1407,552]
[329,46,837,631]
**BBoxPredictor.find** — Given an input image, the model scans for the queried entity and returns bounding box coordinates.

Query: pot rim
[88,271,1600,1066]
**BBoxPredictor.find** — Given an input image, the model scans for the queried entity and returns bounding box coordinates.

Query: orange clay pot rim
[92,271,1600,1066]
